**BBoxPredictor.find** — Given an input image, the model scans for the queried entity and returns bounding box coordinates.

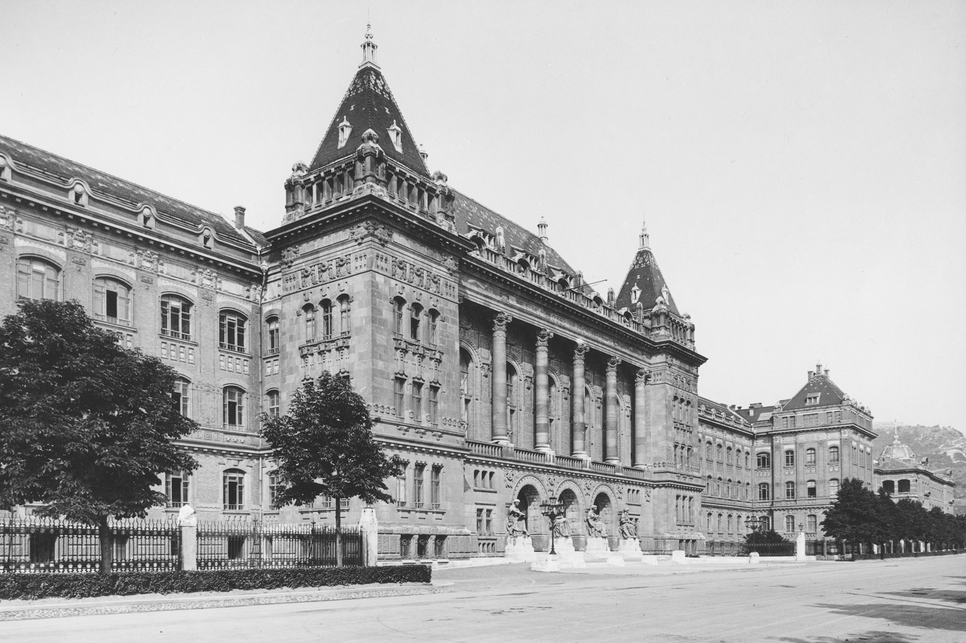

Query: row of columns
[489,312,651,467]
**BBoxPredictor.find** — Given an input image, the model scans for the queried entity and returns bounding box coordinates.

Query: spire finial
[360,23,379,68]
[639,216,650,249]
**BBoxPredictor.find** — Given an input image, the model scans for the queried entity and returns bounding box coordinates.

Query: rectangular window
[414,464,425,508]
[224,471,245,510]
[394,378,406,419]
[166,471,189,507]
[476,508,484,533]
[807,480,817,498]
[412,381,423,422]
[485,509,493,535]
[396,471,407,507]
[807,514,817,532]
[431,466,441,509]
[829,446,840,463]
[784,450,795,467]
[429,386,439,427]
[805,448,816,465]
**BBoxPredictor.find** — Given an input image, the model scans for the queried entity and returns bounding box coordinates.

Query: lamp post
[745,516,760,533]
[540,496,566,556]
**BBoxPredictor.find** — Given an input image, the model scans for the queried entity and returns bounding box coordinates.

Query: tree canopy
[260,372,402,565]
[0,299,199,571]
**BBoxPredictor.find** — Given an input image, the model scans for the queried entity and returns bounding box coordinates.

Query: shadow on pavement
[808,602,966,633]
[774,631,918,643]
[883,586,966,606]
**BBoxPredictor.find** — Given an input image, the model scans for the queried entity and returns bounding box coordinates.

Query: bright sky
[2,1,964,432]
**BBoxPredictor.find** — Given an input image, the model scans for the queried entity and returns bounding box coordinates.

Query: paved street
[2,557,964,642]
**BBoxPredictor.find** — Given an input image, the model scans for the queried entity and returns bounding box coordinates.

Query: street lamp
[745,516,760,533]
[540,496,566,556]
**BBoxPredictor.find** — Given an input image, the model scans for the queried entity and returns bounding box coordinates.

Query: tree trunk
[98,516,113,574]
[335,496,343,568]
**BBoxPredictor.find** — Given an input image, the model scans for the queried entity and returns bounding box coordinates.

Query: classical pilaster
[633,368,649,468]
[491,312,512,445]
[571,343,589,459]
[605,357,621,465]
[534,329,554,453]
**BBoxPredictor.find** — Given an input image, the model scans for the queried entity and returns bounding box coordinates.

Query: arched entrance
[594,492,613,537]
[559,488,580,537]
[517,484,541,535]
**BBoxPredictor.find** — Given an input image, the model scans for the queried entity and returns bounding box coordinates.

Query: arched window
[897,479,911,493]
[716,444,723,462]
[745,451,751,468]
[17,256,61,301]
[758,483,770,501]
[506,363,518,437]
[426,309,439,346]
[173,378,190,416]
[459,348,473,429]
[756,452,770,469]
[266,317,280,354]
[320,299,333,339]
[806,480,817,498]
[805,448,816,466]
[219,310,247,352]
[267,390,280,417]
[716,477,723,496]
[785,481,796,499]
[166,471,189,508]
[882,480,895,494]
[829,478,839,497]
[727,479,734,498]
[784,515,796,533]
[410,303,422,341]
[829,446,840,463]
[303,304,316,342]
[726,447,733,464]
[223,387,245,429]
[94,277,132,325]
[223,469,245,510]
[160,295,192,340]
[727,514,733,533]
[392,297,405,335]
[338,295,351,336]
[784,450,795,467]
[706,475,713,496]
[706,442,712,460]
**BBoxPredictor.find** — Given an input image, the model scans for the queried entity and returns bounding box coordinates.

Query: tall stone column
[633,368,649,468]
[605,357,621,465]
[491,312,512,445]
[534,329,554,453]
[571,342,589,459]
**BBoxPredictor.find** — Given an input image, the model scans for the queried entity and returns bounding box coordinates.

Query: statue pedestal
[550,536,585,568]
[583,536,614,564]
[618,538,643,562]
[504,535,536,562]
[530,553,561,573]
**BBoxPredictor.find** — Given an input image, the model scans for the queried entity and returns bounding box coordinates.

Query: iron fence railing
[0,516,180,574]
[196,521,362,570]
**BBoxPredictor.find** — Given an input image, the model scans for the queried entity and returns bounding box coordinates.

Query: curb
[0,583,447,621]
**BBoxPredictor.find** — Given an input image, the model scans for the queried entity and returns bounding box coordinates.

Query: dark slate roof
[698,396,753,427]
[308,65,429,177]
[735,404,777,424]
[782,372,847,412]
[243,226,268,247]
[0,133,252,247]
[450,190,583,281]
[614,246,680,315]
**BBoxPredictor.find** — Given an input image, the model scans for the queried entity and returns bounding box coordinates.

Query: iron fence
[196,521,362,570]
[705,540,743,556]
[741,540,795,556]
[0,516,180,574]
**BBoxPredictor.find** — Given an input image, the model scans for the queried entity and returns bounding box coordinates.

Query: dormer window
[338,116,352,149]
[70,183,88,207]
[139,206,156,229]
[805,394,820,405]
[200,227,214,250]
[388,120,403,152]
[630,283,641,304]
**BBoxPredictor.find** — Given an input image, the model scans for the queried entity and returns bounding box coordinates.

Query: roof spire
[360,23,379,69]
[639,216,650,249]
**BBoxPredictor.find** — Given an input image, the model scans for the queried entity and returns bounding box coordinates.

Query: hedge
[0,565,432,601]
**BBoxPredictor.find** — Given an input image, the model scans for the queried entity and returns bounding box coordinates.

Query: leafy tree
[822,478,891,557]
[742,528,793,556]
[260,372,402,566]
[0,299,199,573]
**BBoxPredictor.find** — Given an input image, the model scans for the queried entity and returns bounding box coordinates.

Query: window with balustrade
[94,277,132,325]
[160,295,192,340]
[219,310,247,352]
[17,256,61,301]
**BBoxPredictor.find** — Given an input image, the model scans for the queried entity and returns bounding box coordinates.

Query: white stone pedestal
[795,530,807,562]
[504,536,536,562]
[550,536,585,568]
[618,538,643,563]
[583,536,610,563]
[671,549,687,564]
[530,553,561,573]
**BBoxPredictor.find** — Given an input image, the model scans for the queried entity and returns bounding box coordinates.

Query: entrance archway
[594,492,613,537]
[559,488,580,537]
[517,484,541,535]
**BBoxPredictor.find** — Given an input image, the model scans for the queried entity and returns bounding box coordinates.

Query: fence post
[359,505,378,566]
[178,505,198,571]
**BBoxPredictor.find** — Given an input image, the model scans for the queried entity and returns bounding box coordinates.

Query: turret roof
[781,366,849,412]
[614,219,680,315]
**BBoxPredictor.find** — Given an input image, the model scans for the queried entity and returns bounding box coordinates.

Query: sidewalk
[0,581,449,621]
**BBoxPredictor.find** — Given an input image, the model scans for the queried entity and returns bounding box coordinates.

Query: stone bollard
[796,530,807,562]
[178,504,198,571]
[749,552,760,564]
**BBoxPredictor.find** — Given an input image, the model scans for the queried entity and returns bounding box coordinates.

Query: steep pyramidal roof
[781,364,848,412]
[614,218,680,314]
[309,27,428,176]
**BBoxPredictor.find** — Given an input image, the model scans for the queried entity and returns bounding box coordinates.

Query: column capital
[536,329,554,348]
[606,357,622,373]
[573,342,589,362]
[635,368,651,385]
[492,312,513,333]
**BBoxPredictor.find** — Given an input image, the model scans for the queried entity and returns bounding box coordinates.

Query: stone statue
[177,504,197,527]
[506,499,528,537]
[618,509,638,540]
[552,514,570,538]
[586,506,606,538]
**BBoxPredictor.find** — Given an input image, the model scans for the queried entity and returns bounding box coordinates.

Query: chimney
[824,368,830,378]
[234,206,246,230]
[808,370,814,381]
[607,287,615,306]
[419,144,429,167]
[538,216,548,243]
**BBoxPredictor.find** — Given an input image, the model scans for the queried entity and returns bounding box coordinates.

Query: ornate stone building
[875,429,956,514]
[1,30,916,561]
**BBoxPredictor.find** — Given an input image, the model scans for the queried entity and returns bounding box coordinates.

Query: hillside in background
[872,423,966,509]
